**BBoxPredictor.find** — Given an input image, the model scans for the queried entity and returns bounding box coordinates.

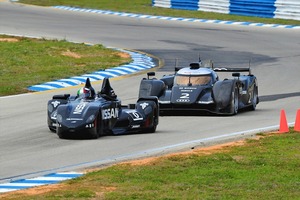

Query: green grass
[19,0,300,25]
[0,35,131,96]
[1,131,300,199]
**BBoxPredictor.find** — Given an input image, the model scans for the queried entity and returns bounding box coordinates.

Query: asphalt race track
[0,1,300,183]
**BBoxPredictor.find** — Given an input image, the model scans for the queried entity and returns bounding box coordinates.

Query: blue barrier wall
[229,0,276,18]
[171,0,199,10]
[152,0,300,20]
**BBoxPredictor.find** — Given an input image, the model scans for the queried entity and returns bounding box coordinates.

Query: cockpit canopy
[174,66,217,86]
[174,75,211,86]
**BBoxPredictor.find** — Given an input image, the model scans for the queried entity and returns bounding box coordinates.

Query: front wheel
[229,87,239,115]
[144,124,157,133]
[90,116,103,139]
[143,101,158,133]
[90,129,99,139]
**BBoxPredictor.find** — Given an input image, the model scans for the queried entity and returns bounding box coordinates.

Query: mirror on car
[232,72,240,77]
[147,72,155,79]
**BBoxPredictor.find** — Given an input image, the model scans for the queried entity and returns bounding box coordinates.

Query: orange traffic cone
[279,109,289,133]
[294,109,300,132]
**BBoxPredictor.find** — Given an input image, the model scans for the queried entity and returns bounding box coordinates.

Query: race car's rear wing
[213,67,252,75]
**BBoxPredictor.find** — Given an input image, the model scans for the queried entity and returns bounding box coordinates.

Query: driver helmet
[77,87,95,99]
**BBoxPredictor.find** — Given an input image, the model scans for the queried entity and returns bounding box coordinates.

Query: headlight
[86,114,96,123]
[57,114,63,123]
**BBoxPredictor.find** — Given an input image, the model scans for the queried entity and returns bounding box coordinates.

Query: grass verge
[0,35,131,96]
[1,130,300,199]
[19,0,300,25]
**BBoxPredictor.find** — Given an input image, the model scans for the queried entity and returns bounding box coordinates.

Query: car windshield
[175,75,211,86]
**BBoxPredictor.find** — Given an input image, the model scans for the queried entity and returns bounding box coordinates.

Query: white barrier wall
[198,0,230,14]
[275,0,300,20]
[153,0,172,8]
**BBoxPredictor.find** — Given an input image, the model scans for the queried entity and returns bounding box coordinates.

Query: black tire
[90,129,99,139]
[229,87,239,115]
[249,86,258,111]
[145,124,157,133]
[144,102,158,133]
[91,116,103,139]
[90,115,102,139]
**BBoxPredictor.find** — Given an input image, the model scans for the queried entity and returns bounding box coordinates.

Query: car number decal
[126,111,143,121]
[180,93,190,99]
[176,92,191,102]
[73,102,88,114]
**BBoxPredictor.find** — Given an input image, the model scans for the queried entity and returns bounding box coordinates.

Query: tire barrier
[275,0,300,20]
[152,0,300,21]
[53,6,300,30]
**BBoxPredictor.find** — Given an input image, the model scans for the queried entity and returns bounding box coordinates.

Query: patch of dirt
[116,52,130,58]
[87,135,264,169]
[61,50,82,58]
[0,38,19,42]
[121,139,249,166]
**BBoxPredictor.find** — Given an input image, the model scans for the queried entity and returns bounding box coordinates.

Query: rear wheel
[249,86,258,111]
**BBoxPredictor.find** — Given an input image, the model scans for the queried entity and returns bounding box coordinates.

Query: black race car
[47,78,159,139]
[138,61,258,115]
